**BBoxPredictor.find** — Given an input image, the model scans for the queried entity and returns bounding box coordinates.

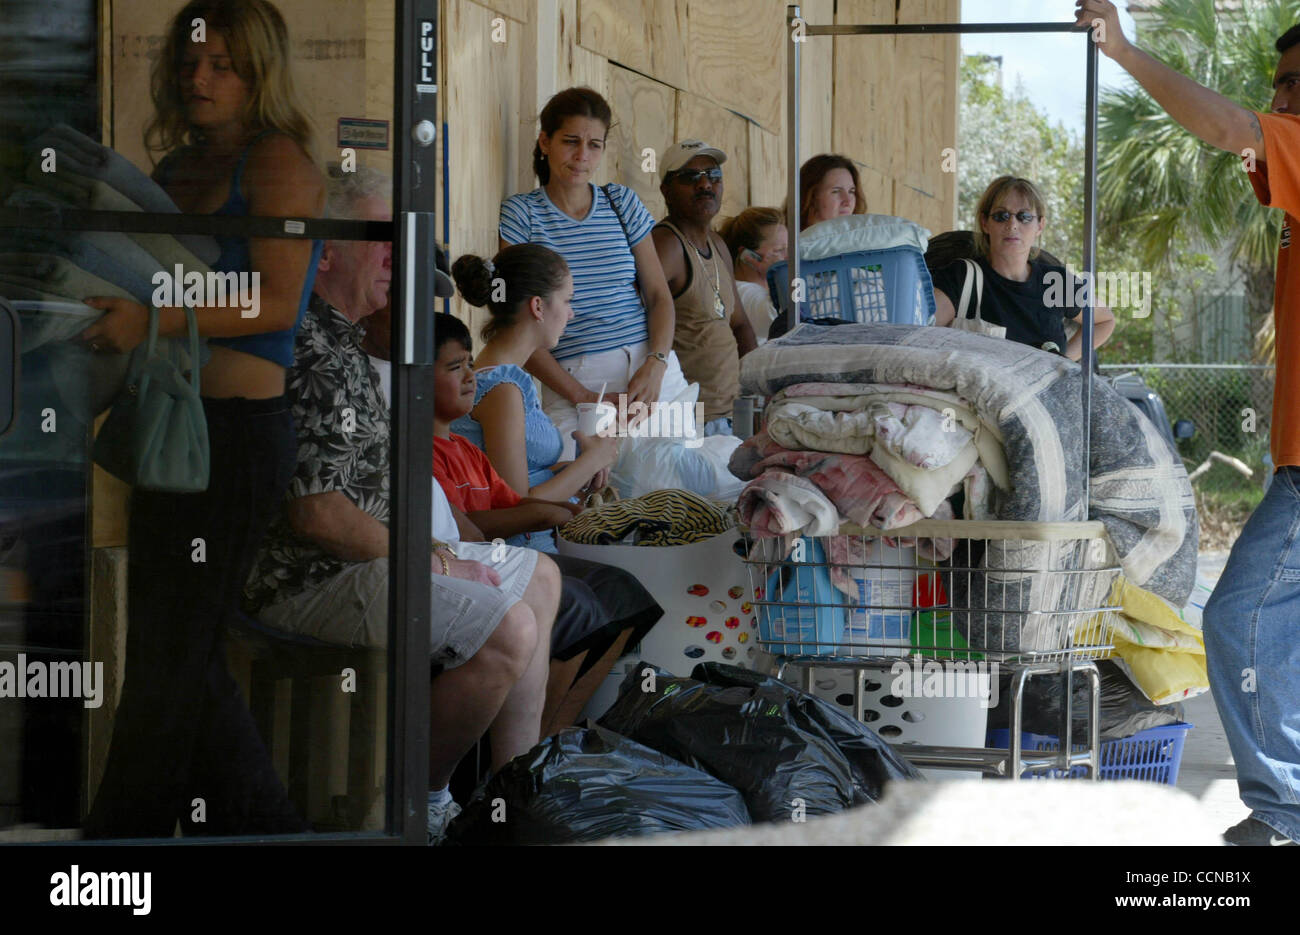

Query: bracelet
[434,549,450,576]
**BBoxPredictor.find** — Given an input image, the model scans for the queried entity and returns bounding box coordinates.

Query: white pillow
[799,213,932,260]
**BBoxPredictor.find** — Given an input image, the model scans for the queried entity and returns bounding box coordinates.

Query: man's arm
[1076,0,1264,158]
[288,491,389,562]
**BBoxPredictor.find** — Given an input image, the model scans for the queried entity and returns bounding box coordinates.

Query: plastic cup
[576,401,616,436]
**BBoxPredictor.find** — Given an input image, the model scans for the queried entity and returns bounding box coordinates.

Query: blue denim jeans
[1204,465,1300,841]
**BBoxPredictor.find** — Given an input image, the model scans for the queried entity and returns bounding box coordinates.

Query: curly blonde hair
[145,0,313,161]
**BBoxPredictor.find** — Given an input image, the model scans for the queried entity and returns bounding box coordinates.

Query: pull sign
[416,19,437,95]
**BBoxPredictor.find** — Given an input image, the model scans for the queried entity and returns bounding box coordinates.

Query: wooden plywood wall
[443,0,961,338]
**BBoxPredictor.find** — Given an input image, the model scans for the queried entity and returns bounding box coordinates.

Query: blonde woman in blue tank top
[79,0,323,839]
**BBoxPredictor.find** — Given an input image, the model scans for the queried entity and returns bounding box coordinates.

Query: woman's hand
[572,386,601,406]
[573,429,620,468]
[626,357,666,409]
[584,466,611,495]
[78,297,151,354]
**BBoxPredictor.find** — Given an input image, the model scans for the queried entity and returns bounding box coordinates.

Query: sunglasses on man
[671,167,723,184]
[987,209,1039,224]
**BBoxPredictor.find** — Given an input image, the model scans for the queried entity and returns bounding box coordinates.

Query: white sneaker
[427,798,462,845]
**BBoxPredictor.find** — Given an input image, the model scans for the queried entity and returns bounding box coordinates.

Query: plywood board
[608,64,675,221]
[557,0,609,99]
[578,0,689,91]
[110,0,369,174]
[747,121,784,211]
[832,0,896,183]
[858,162,894,218]
[684,0,784,133]
[444,0,523,336]
[777,0,833,174]
[362,0,395,178]
[474,0,534,22]
[675,91,750,223]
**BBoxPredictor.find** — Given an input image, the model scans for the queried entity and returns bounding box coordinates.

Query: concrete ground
[1174,551,1247,834]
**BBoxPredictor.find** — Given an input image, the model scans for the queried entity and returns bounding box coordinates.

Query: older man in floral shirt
[243,169,560,843]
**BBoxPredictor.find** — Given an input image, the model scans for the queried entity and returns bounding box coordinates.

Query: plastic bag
[598,661,921,823]
[445,725,750,845]
[986,660,1185,740]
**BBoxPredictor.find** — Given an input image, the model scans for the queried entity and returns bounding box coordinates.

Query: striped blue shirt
[499,184,654,360]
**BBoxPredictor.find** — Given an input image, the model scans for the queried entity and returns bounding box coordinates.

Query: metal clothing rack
[778,6,1108,776]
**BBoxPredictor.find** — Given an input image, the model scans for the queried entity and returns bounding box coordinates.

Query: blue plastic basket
[985,722,1193,785]
[767,246,936,327]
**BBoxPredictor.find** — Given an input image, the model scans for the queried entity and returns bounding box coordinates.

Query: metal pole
[786,4,801,334]
[1081,27,1099,507]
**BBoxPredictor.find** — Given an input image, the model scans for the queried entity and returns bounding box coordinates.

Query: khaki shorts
[256,542,538,670]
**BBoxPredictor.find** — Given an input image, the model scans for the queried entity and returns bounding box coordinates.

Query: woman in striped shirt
[499,87,692,459]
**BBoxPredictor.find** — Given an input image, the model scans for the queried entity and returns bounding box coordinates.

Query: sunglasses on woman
[671,167,723,184]
[988,209,1039,224]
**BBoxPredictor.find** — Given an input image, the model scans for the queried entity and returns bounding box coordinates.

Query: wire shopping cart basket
[743,518,1120,779]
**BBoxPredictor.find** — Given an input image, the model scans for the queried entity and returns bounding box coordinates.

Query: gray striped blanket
[740,323,1197,608]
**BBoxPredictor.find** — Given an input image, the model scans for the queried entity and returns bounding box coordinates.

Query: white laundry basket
[557,528,758,720]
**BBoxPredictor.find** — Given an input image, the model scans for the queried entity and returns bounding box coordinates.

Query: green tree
[1098,0,1300,363]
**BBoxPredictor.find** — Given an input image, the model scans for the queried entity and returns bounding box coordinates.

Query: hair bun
[451,254,495,307]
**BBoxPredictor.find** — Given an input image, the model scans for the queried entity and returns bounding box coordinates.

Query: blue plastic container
[767,246,936,326]
[756,537,845,656]
[985,722,1193,785]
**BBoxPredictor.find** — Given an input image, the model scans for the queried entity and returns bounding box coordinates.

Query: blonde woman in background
[931,175,1114,359]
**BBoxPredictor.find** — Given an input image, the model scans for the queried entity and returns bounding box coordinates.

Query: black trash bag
[598,661,921,824]
[444,725,750,845]
[987,660,1185,740]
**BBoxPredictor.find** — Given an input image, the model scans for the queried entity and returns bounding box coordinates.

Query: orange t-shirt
[1249,112,1300,468]
[433,433,522,512]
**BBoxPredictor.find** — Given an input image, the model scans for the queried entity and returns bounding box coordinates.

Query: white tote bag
[949,258,1007,339]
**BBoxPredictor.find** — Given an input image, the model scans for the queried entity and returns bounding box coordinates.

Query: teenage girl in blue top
[449,245,620,552]
[78,0,323,838]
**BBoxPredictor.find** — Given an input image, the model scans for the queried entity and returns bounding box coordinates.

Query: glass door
[0,0,436,844]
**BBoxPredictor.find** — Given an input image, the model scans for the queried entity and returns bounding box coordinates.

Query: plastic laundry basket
[985,722,1193,784]
[793,664,991,781]
[558,529,759,719]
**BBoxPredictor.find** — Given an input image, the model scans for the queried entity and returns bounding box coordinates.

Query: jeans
[1203,465,1300,841]
[83,396,305,838]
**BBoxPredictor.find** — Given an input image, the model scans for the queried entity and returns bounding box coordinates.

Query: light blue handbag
[92,304,209,493]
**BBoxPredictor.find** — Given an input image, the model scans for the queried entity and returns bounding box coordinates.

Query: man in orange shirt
[1080,0,1300,845]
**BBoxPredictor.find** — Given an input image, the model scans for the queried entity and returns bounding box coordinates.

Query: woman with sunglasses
[931,176,1115,359]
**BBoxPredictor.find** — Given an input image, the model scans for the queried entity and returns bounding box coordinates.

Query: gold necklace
[687,232,726,318]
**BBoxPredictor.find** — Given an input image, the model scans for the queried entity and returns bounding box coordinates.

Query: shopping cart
[743,518,1120,779]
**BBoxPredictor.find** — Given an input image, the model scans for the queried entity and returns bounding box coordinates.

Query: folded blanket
[741,323,1197,607]
[25,124,220,265]
[751,447,924,530]
[737,472,840,538]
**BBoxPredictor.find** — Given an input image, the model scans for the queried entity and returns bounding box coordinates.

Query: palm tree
[1099,0,1300,364]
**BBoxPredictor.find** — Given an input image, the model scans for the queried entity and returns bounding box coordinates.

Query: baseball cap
[660,139,727,177]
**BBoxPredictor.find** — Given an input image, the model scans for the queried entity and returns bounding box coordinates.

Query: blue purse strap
[138,302,201,396]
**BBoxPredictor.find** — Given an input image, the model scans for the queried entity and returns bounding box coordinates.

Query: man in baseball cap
[652,140,756,436]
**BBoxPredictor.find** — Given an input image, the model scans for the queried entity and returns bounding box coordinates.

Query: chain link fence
[1101,363,1275,512]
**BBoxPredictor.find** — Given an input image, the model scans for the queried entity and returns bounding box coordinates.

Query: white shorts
[542,341,692,461]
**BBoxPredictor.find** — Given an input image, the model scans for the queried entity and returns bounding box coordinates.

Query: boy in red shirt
[434,333,578,540]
